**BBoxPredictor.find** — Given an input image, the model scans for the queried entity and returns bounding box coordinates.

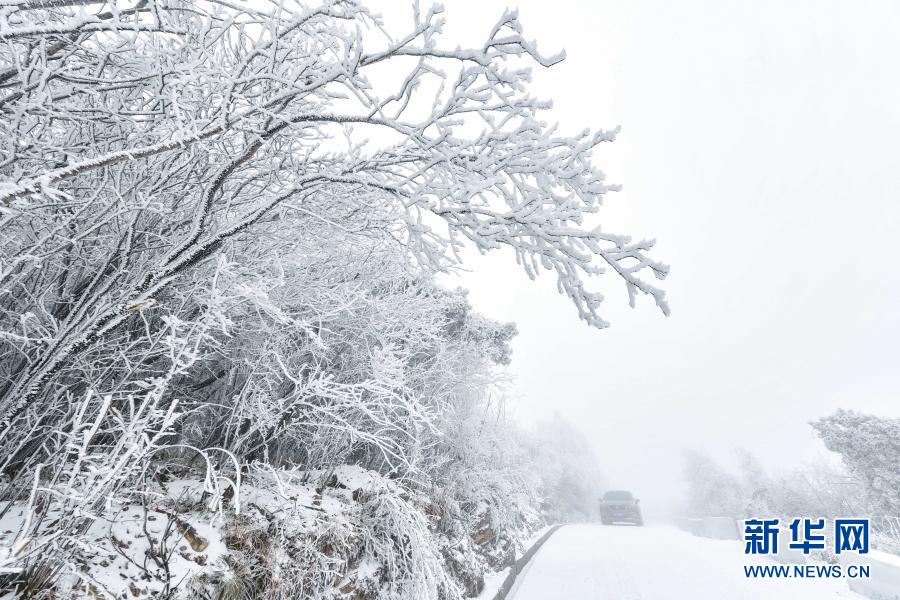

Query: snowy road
[509,524,865,600]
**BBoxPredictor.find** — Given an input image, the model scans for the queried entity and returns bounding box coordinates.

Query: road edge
[491,524,564,600]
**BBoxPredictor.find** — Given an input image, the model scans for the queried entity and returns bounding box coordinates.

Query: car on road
[599,490,643,526]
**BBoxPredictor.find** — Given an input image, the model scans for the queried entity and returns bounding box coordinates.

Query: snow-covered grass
[0,496,227,598]
[1,464,536,599]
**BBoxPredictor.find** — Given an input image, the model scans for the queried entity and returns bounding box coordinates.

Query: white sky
[373,0,900,514]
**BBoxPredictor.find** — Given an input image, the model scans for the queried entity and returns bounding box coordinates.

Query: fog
[366,0,900,516]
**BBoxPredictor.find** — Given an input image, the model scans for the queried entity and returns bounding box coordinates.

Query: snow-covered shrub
[422,401,541,595]
[191,466,459,600]
[0,275,240,596]
[354,485,459,600]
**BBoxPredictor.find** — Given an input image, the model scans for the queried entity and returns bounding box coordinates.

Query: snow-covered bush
[422,395,542,594]
[200,466,460,600]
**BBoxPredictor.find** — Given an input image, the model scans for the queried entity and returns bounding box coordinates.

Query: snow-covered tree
[680,449,744,517]
[680,446,870,523]
[524,414,606,522]
[0,1,665,597]
[812,409,900,515]
[0,0,669,428]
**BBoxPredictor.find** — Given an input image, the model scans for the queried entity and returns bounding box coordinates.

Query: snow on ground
[0,497,227,597]
[509,523,866,600]
[0,465,397,598]
[476,566,511,600]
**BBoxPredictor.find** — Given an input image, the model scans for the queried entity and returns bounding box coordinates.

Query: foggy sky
[374,0,900,515]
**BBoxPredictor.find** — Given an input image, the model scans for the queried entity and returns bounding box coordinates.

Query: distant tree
[680,448,744,517]
[525,414,606,522]
[812,409,900,514]
[733,449,775,516]
[681,445,871,523]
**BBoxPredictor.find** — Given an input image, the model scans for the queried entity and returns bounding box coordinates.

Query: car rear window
[603,491,633,501]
